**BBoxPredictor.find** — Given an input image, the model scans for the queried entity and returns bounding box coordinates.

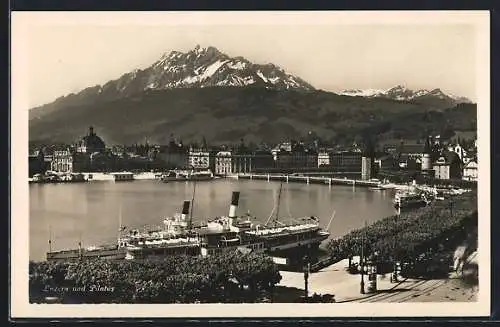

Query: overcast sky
[13,11,483,108]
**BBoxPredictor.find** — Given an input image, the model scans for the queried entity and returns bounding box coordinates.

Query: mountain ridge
[29,45,315,120]
[340,84,472,105]
[29,87,477,146]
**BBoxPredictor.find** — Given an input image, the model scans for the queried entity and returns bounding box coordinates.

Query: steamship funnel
[229,191,240,218]
[181,200,190,221]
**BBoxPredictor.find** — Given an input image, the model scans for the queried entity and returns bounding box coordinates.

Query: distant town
[29,126,478,186]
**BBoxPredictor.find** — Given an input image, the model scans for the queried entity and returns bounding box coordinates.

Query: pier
[237,173,380,187]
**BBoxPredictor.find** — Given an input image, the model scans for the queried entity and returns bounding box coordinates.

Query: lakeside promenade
[277,257,477,303]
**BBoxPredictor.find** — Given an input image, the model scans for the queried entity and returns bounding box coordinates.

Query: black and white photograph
[10,11,490,318]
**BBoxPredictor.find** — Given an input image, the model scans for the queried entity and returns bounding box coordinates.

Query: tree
[30,253,283,304]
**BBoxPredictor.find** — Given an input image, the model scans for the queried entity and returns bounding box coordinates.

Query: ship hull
[161,176,214,182]
[46,235,328,267]
[394,200,428,210]
[47,246,127,261]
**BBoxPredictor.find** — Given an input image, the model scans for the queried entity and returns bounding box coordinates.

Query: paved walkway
[278,259,477,303]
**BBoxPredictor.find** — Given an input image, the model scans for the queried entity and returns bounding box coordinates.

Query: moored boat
[46,187,331,268]
[393,189,431,210]
[160,169,214,182]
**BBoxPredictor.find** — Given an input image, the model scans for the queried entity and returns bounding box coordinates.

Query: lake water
[29,179,398,261]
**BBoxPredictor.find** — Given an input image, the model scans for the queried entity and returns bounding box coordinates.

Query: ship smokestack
[181,201,190,221]
[229,191,240,218]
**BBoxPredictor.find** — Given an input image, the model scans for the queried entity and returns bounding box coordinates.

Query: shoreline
[28,172,409,192]
[29,172,473,196]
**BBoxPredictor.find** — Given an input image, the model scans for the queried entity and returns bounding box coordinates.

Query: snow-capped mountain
[29,45,315,120]
[141,45,315,90]
[340,85,472,104]
[89,45,314,99]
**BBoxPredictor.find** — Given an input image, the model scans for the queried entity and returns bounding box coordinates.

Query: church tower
[421,136,432,171]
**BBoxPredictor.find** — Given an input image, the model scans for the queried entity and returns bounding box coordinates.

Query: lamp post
[391,213,399,283]
[303,255,310,301]
[360,232,365,294]
[360,221,368,294]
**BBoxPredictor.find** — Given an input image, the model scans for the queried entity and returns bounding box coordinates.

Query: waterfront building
[433,151,463,180]
[231,154,252,173]
[317,152,330,168]
[361,156,372,180]
[188,148,212,170]
[252,151,275,170]
[50,149,74,173]
[215,151,232,175]
[304,149,319,168]
[76,126,106,154]
[462,159,478,181]
[230,151,274,174]
[29,150,49,177]
[274,143,317,170]
[328,151,362,174]
[157,141,188,169]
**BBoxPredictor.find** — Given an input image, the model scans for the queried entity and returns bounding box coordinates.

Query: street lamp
[303,255,310,301]
[391,213,399,283]
[360,221,367,294]
[360,234,365,294]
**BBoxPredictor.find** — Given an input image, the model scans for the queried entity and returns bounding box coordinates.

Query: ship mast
[189,179,196,232]
[273,181,283,226]
[48,225,52,253]
[118,203,122,245]
[78,231,82,259]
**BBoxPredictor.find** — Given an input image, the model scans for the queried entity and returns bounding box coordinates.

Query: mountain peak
[191,45,222,57]
[142,45,316,91]
[428,88,444,94]
[388,84,407,91]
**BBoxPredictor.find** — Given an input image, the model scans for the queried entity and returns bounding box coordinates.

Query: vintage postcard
[10,10,490,318]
